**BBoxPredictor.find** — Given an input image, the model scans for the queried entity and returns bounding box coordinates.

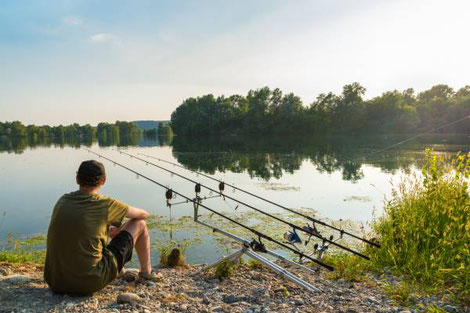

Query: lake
[0,134,468,265]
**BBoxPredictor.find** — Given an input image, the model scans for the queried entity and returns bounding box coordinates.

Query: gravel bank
[0,262,464,313]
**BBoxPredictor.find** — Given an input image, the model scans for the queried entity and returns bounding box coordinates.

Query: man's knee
[133,219,148,233]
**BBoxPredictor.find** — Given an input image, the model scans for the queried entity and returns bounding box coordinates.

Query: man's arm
[126,206,149,220]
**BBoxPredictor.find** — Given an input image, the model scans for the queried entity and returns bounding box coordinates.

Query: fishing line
[115,149,370,259]
[84,148,334,271]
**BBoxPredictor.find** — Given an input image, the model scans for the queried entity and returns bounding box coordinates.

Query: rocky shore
[0,262,464,313]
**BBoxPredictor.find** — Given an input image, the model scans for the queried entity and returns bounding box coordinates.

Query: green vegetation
[214,259,239,279]
[0,120,150,143]
[0,234,46,263]
[327,150,470,305]
[372,150,469,303]
[170,83,470,135]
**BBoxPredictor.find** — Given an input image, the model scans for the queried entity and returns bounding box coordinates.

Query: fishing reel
[303,223,321,246]
[284,228,302,246]
[249,237,267,253]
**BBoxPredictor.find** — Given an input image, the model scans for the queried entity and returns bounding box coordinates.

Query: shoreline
[0,261,463,313]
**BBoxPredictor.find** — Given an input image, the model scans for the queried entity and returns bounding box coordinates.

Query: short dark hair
[77,160,106,187]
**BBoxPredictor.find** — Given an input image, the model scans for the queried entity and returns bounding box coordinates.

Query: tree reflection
[1,133,466,183]
[171,135,468,182]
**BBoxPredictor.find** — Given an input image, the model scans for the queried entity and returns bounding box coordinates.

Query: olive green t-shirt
[44,190,129,294]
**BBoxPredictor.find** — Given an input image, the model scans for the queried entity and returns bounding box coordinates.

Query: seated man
[44,160,154,295]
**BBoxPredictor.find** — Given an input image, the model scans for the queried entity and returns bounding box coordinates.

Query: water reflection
[171,135,469,181]
[1,133,468,182]
[0,134,173,154]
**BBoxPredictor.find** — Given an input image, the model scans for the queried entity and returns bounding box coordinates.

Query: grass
[215,258,239,279]
[323,253,370,282]
[0,234,46,263]
[327,150,470,306]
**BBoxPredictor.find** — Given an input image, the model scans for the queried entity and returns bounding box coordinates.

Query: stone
[443,305,458,313]
[0,267,10,276]
[0,275,35,285]
[224,294,238,304]
[201,295,211,304]
[117,292,141,304]
[212,306,224,312]
[146,281,157,288]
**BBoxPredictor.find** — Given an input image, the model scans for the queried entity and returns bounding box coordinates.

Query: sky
[1,0,470,125]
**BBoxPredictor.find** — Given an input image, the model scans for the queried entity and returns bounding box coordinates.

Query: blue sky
[1,0,469,125]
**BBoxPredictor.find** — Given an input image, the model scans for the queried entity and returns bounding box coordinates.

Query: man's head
[76,160,106,189]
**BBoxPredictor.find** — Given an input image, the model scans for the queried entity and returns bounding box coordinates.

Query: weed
[382,281,415,306]
[0,234,46,263]
[247,259,263,269]
[323,253,370,282]
[370,150,470,304]
[215,259,239,279]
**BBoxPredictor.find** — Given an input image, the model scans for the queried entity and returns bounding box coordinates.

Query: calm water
[0,134,468,264]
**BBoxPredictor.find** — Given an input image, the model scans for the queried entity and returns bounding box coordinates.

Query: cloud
[90,33,120,43]
[62,16,82,26]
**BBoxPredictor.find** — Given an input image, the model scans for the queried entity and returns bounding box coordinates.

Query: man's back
[44,190,128,294]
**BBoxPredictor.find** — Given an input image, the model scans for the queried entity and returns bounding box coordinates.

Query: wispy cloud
[90,33,120,44]
[62,16,83,26]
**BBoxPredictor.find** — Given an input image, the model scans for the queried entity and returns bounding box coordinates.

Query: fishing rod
[84,148,334,271]
[138,151,379,248]
[115,149,370,259]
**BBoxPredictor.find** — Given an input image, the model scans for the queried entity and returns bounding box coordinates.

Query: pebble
[117,292,141,304]
[0,275,35,285]
[443,305,457,313]
[224,294,238,304]
[0,267,10,276]
[0,263,464,313]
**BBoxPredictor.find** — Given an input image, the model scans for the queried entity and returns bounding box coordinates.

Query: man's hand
[126,206,149,220]
[109,226,120,238]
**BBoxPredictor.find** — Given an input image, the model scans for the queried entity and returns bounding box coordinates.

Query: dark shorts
[107,230,134,272]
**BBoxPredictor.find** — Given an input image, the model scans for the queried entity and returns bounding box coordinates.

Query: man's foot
[119,268,140,282]
[138,271,163,281]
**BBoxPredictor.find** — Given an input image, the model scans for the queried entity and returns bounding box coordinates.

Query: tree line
[170,83,470,135]
[0,121,143,140]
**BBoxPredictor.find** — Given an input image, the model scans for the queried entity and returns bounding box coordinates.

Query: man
[44,160,155,295]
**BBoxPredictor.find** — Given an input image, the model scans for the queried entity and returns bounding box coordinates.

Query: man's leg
[117,219,152,274]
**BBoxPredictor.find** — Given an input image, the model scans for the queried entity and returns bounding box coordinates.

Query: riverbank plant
[329,150,469,305]
[0,234,46,263]
[372,150,469,303]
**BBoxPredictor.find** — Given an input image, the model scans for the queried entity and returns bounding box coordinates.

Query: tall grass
[371,149,469,303]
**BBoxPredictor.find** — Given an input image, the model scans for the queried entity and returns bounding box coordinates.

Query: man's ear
[76,175,80,185]
[100,177,106,186]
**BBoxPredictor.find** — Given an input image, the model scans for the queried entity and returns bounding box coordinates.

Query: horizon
[1,0,470,125]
